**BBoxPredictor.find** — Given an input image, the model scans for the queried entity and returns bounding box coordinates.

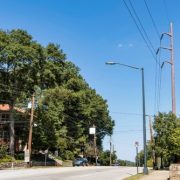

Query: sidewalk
[140,170,169,180]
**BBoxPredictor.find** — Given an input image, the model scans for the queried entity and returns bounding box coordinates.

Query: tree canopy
[153,112,180,165]
[0,29,114,160]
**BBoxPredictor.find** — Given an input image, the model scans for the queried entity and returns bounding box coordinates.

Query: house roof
[0,104,11,111]
[0,104,26,113]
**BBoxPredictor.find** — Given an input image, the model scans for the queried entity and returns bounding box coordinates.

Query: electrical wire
[157,67,162,113]
[143,0,160,39]
[128,0,157,53]
[113,129,150,134]
[122,0,159,65]
[157,39,163,113]
[110,111,154,117]
[154,54,158,115]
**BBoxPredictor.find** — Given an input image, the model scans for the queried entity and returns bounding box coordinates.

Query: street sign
[135,141,139,147]
[89,127,96,134]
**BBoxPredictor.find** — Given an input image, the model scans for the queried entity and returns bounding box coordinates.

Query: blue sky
[1,0,180,161]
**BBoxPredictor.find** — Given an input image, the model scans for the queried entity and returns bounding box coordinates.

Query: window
[0,130,9,139]
[0,113,9,121]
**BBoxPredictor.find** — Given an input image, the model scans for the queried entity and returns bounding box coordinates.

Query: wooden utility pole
[93,125,97,165]
[28,92,35,166]
[9,102,14,157]
[110,135,112,166]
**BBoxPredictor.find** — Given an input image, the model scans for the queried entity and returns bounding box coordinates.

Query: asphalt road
[0,166,143,180]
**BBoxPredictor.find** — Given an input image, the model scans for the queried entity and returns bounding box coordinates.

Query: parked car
[112,163,120,166]
[73,157,88,166]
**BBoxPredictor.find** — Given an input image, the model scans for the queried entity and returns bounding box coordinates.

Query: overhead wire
[122,0,167,115]
[143,0,160,39]
[110,111,154,117]
[113,128,150,134]
[154,53,158,115]
[122,0,159,64]
[157,39,162,113]
[128,0,157,53]
[142,0,165,114]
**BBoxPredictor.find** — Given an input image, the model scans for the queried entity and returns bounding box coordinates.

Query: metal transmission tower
[157,22,176,114]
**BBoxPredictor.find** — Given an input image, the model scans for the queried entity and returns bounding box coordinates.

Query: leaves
[0,29,114,160]
[153,112,180,164]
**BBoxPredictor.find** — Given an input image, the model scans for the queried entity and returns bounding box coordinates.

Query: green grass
[123,173,144,180]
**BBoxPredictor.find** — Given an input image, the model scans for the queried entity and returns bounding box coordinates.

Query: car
[73,157,88,166]
[112,163,120,166]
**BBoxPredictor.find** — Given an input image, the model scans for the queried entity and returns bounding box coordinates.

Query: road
[0,166,143,180]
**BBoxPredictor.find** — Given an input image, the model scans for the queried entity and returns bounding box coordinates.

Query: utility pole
[9,101,14,157]
[93,125,97,166]
[110,135,112,166]
[170,23,176,115]
[159,22,176,114]
[28,92,35,166]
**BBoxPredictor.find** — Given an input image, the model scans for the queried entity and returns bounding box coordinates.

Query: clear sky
[1,0,179,161]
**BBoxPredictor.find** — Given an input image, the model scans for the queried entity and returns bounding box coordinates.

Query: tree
[0,29,115,160]
[153,112,180,166]
[99,150,117,166]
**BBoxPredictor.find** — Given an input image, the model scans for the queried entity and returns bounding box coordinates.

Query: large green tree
[153,112,180,166]
[0,29,114,160]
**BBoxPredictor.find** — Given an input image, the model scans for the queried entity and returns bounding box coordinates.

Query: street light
[106,61,148,174]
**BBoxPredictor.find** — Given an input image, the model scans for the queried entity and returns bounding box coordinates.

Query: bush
[147,159,153,167]
[0,155,15,163]
[64,150,74,160]
[15,152,24,160]
[0,145,8,159]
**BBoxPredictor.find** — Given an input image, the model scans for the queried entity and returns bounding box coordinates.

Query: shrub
[0,145,8,159]
[0,155,15,163]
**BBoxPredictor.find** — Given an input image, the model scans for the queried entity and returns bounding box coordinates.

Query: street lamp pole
[105,61,148,174]
[141,68,148,174]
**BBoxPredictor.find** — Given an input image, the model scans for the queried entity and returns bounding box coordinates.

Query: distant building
[0,104,28,153]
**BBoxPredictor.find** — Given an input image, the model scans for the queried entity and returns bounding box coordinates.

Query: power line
[143,0,160,39]
[154,54,158,115]
[154,41,162,115]
[110,111,154,117]
[113,129,150,134]
[157,67,162,113]
[128,0,157,53]
[122,0,159,65]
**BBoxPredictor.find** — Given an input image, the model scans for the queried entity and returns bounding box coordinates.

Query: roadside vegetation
[0,29,114,163]
[136,112,180,169]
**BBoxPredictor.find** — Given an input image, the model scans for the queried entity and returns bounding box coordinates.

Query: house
[0,104,28,153]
